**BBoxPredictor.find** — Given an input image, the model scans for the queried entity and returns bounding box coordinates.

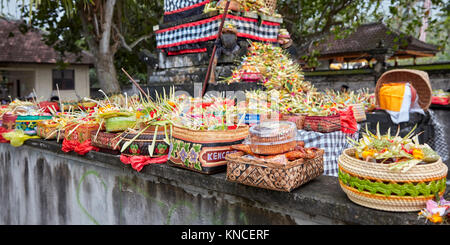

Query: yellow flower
[136,111,144,119]
[362,149,377,159]
[412,149,424,159]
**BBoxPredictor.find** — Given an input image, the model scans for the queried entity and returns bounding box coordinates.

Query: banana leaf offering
[223,42,314,95]
[347,124,441,172]
[105,116,136,133]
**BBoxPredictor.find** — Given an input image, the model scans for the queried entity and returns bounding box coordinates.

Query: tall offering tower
[148,0,287,96]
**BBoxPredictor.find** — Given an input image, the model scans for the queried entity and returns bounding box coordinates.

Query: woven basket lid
[375,69,432,110]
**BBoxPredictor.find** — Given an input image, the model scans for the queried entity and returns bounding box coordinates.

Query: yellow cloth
[2,130,40,147]
[379,83,406,112]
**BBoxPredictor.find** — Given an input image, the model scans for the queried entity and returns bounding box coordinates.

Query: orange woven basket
[375,69,432,110]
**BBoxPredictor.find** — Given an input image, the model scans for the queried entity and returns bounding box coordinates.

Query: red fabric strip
[262,20,281,26]
[0,127,12,143]
[156,15,222,34]
[167,48,207,55]
[236,33,278,42]
[120,154,168,172]
[164,0,210,15]
[61,138,99,155]
[226,14,257,23]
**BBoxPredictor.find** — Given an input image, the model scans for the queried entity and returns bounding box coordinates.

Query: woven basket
[2,114,17,130]
[168,125,249,174]
[303,114,341,133]
[225,148,324,192]
[338,148,448,212]
[64,123,102,143]
[281,113,306,129]
[348,103,366,122]
[91,131,121,153]
[265,0,277,12]
[36,121,64,140]
[62,102,78,111]
[375,69,432,110]
[119,126,170,157]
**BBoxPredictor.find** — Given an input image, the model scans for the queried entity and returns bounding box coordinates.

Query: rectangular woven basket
[168,125,249,174]
[90,131,121,151]
[281,113,306,130]
[303,114,341,133]
[225,149,324,192]
[65,123,101,143]
[36,122,64,140]
[349,103,366,122]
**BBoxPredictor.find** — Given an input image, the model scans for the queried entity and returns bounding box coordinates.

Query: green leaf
[148,126,158,157]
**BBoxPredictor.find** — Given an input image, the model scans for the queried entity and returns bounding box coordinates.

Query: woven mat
[297,127,359,177]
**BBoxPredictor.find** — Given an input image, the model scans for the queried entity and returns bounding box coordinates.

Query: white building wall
[0,63,90,101]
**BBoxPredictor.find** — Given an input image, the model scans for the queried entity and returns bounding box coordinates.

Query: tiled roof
[0,18,93,65]
[311,22,439,56]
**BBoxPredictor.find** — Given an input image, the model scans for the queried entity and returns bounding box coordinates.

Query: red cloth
[120,154,168,172]
[62,139,99,155]
[340,107,358,134]
[0,127,12,143]
[74,139,99,155]
[431,96,449,105]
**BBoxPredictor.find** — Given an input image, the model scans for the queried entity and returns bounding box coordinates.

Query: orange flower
[136,111,144,119]
[428,213,443,223]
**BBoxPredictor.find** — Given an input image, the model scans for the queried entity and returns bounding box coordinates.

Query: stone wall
[1,139,441,225]
[0,141,333,225]
[143,57,450,94]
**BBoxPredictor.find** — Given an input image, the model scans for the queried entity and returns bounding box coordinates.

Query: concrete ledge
[4,139,444,225]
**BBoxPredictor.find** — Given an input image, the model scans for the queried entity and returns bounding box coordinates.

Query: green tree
[278,0,449,65]
[5,0,448,91]
[13,0,163,93]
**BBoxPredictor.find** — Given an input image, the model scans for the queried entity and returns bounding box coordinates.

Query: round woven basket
[172,125,249,144]
[338,148,447,212]
[375,69,432,110]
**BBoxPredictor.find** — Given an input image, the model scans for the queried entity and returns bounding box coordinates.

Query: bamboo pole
[201,0,231,97]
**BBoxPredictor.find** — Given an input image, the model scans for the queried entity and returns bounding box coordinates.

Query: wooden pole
[201,0,231,97]
[121,68,148,97]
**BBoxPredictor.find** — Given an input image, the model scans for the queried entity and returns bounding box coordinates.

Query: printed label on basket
[199,146,237,167]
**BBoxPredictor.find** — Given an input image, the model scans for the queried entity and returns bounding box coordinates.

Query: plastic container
[248,121,297,155]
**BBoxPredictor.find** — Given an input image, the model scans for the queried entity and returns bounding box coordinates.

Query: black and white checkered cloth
[428,110,449,163]
[297,129,359,177]
[164,0,206,13]
[156,15,280,49]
